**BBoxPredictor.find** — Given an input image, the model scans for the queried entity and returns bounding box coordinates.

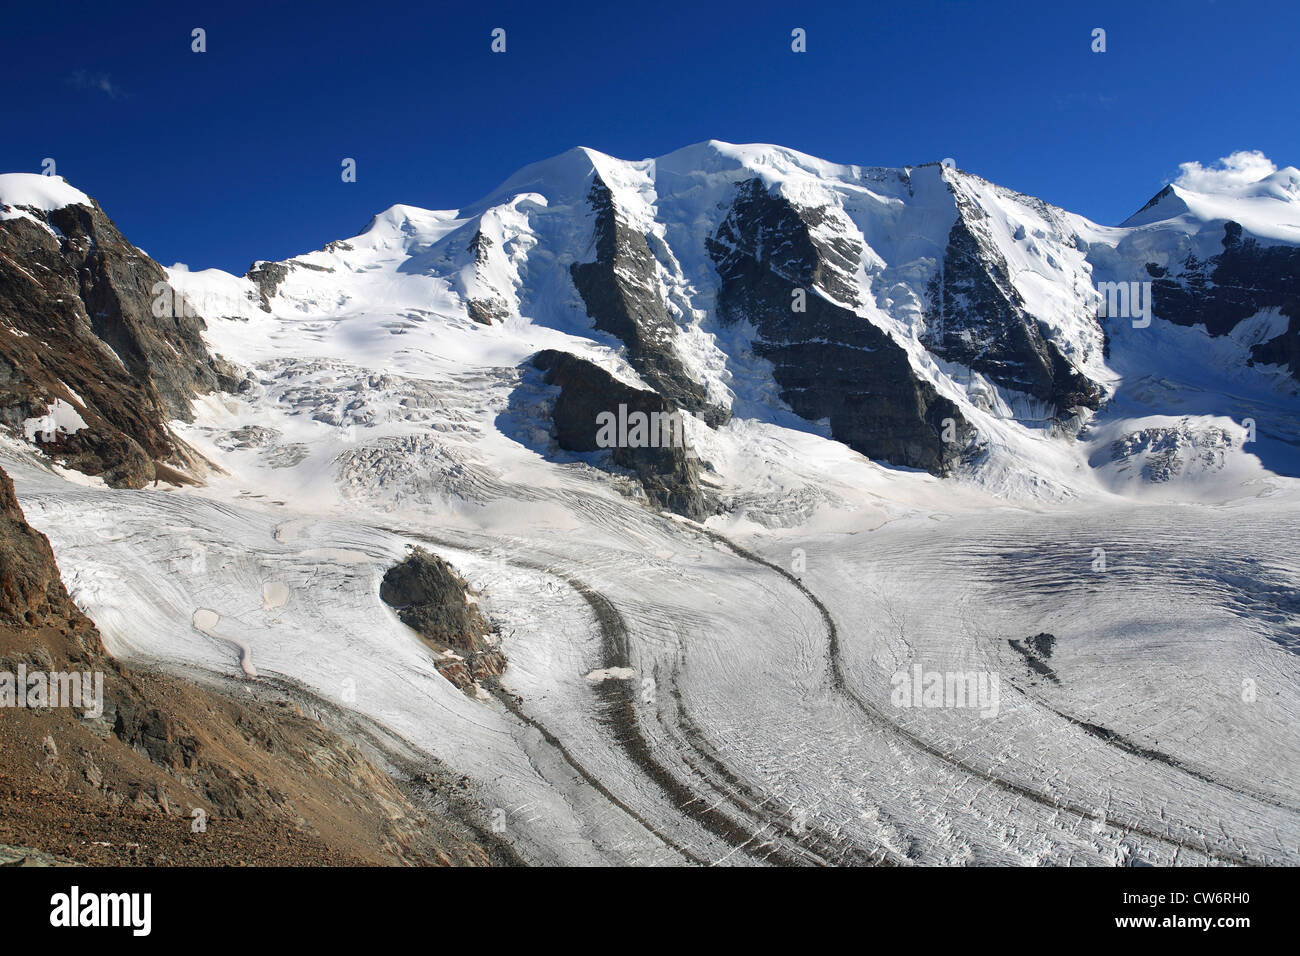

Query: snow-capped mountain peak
[1123,163,1300,243]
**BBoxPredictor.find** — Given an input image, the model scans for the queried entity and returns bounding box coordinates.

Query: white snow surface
[0,173,92,214]
[1124,164,1300,245]
[22,398,88,443]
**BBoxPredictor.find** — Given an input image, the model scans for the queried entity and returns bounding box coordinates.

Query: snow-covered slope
[1122,163,1300,243]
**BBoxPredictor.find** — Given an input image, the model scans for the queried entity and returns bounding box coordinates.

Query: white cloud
[68,70,124,100]
[1174,150,1276,192]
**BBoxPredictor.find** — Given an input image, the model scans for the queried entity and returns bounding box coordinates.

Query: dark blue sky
[3,0,1295,273]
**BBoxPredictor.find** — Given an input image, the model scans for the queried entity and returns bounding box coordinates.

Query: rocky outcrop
[531,349,712,519]
[1008,632,1060,685]
[246,256,338,312]
[1146,221,1300,379]
[464,231,510,325]
[0,466,97,636]
[570,176,728,427]
[0,191,239,487]
[708,178,974,476]
[381,547,504,692]
[1106,419,1238,482]
[0,464,504,865]
[925,188,1102,413]
[245,260,290,311]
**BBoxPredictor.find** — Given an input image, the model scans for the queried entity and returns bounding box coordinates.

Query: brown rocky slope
[0,443,508,867]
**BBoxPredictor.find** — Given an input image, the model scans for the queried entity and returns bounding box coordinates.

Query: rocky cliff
[570,175,729,427]
[531,348,712,519]
[926,186,1103,414]
[1146,221,1300,378]
[709,177,975,475]
[0,178,238,487]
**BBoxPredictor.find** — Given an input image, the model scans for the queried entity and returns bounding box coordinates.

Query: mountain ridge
[3,142,1299,504]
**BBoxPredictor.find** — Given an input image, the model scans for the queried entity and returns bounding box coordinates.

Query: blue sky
[2,0,1295,273]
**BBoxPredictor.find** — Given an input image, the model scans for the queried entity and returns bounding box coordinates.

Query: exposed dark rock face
[531,349,711,519]
[466,299,506,325]
[465,231,510,325]
[925,190,1102,413]
[0,193,238,487]
[570,176,728,427]
[1007,632,1060,685]
[1146,222,1300,379]
[707,178,974,476]
[246,256,337,313]
[1252,315,1300,378]
[0,466,97,637]
[1131,184,1176,219]
[381,547,504,692]
[380,546,489,650]
[245,260,290,311]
